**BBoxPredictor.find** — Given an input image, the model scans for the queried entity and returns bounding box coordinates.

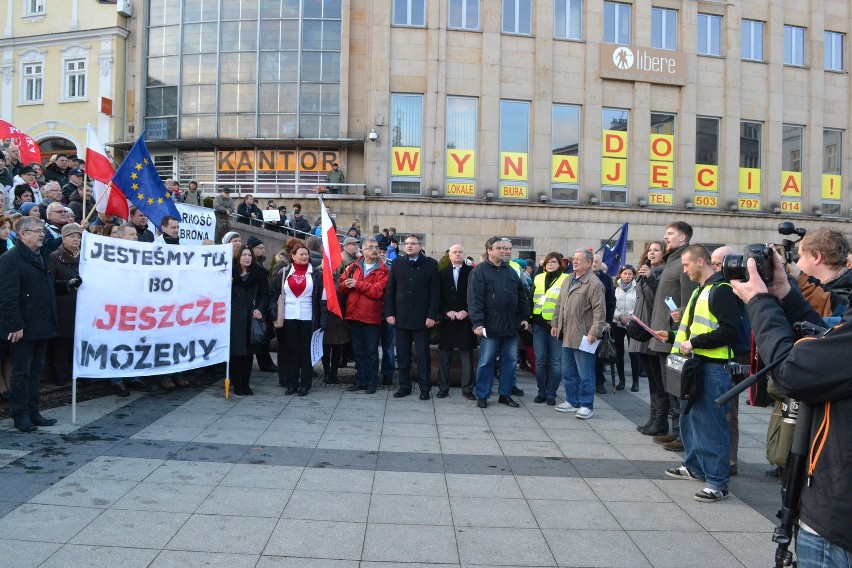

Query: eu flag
[111,132,179,228]
[602,223,629,276]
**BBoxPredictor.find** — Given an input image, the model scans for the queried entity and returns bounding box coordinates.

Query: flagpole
[595,224,625,254]
[82,182,112,224]
[71,376,77,424]
[82,172,88,222]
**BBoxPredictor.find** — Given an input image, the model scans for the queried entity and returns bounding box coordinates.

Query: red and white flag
[319,197,343,318]
[0,119,41,165]
[86,124,128,219]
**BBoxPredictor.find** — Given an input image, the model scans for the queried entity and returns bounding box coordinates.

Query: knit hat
[61,222,83,237]
[247,236,263,250]
[221,231,240,244]
[20,202,39,217]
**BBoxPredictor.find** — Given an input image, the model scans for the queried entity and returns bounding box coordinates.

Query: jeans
[561,347,596,409]
[532,325,561,398]
[679,362,732,491]
[797,528,852,568]
[474,335,517,400]
[9,339,48,419]
[349,321,381,388]
[380,321,396,378]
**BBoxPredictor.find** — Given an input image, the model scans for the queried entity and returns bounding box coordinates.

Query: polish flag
[86,124,128,219]
[319,197,343,318]
[0,119,42,165]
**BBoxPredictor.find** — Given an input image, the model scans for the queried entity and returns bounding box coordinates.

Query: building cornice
[0,26,129,50]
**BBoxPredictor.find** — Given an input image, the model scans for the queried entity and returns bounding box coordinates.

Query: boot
[615,377,625,391]
[641,396,670,436]
[631,379,639,392]
[325,368,340,384]
[636,396,657,432]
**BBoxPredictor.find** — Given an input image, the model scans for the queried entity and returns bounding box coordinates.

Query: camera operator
[787,228,851,318]
[731,250,852,566]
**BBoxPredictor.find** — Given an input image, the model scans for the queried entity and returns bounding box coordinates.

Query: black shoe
[764,466,782,478]
[127,380,154,392]
[419,391,431,401]
[382,375,394,386]
[365,387,377,394]
[477,398,488,408]
[630,381,639,392]
[534,395,546,403]
[284,387,297,395]
[436,390,449,399]
[546,398,556,406]
[259,365,278,373]
[641,419,669,436]
[346,384,365,392]
[30,414,57,427]
[595,385,607,395]
[325,370,340,384]
[393,389,411,398]
[498,395,520,408]
[615,380,625,391]
[297,387,309,397]
[13,418,38,433]
[636,417,655,432]
[462,392,476,401]
[511,386,524,396]
[111,383,130,397]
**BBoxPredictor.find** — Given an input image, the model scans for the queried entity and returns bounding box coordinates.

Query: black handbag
[250,293,266,346]
[596,331,617,363]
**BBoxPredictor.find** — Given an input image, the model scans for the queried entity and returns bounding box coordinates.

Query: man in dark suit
[384,234,440,400]
[438,244,476,399]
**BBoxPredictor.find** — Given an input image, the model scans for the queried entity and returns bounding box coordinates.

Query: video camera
[720,222,807,285]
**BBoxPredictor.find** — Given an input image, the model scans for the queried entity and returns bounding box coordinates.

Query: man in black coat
[593,253,617,394]
[438,244,476,399]
[236,194,262,226]
[384,234,440,399]
[0,217,80,432]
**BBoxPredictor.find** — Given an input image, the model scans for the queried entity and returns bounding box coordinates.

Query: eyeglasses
[404,241,419,246]
[23,229,45,234]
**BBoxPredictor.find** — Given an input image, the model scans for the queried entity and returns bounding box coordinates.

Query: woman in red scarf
[271,238,327,396]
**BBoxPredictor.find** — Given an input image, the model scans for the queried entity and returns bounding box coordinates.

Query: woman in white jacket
[612,265,641,391]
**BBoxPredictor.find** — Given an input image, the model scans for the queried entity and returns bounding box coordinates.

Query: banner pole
[71,376,77,424]
[224,361,230,399]
[82,182,112,224]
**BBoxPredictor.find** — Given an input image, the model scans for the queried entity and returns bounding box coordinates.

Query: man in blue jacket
[468,237,531,408]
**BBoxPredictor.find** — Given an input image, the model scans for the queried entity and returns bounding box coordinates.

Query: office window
[603,2,630,45]
[63,59,87,100]
[445,97,478,196]
[697,13,721,56]
[22,62,43,103]
[393,0,425,26]
[499,100,530,199]
[502,0,531,35]
[24,0,44,16]
[783,125,804,172]
[551,104,581,201]
[651,8,677,50]
[554,0,582,41]
[825,31,844,71]
[740,121,762,169]
[784,25,805,66]
[601,107,628,203]
[696,117,719,165]
[449,0,479,30]
[823,129,843,214]
[741,20,764,61]
[390,94,423,195]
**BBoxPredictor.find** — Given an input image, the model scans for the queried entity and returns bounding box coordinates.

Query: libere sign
[600,44,687,86]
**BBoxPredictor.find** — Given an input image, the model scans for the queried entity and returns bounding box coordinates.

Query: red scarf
[287,263,309,297]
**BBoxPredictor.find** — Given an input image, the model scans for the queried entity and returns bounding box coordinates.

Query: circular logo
[613,47,634,70]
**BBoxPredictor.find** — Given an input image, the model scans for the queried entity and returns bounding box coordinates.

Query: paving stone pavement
[0,367,784,567]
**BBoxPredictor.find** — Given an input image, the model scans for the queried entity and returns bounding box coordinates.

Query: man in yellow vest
[530,252,568,405]
[660,244,742,503]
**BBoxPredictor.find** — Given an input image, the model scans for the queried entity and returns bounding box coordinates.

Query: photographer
[731,250,852,565]
[786,228,851,319]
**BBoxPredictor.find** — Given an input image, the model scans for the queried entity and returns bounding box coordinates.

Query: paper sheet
[579,336,601,354]
[310,329,325,366]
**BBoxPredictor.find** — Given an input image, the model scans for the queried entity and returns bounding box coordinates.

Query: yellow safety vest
[672,282,732,360]
[508,260,522,278]
[532,272,568,321]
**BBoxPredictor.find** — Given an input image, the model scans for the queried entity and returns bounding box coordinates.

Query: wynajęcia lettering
[88,241,228,267]
[78,339,218,370]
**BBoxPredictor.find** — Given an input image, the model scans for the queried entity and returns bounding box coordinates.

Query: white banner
[176,203,216,244]
[73,233,232,378]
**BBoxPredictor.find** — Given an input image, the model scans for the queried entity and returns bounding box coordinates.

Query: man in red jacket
[340,237,389,394]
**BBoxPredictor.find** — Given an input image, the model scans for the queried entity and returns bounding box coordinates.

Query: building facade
[0,0,130,160]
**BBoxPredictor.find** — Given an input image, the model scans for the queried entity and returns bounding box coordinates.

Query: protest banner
[176,203,216,244]
[73,233,232,383]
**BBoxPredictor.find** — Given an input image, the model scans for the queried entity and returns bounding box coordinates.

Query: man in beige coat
[551,249,606,419]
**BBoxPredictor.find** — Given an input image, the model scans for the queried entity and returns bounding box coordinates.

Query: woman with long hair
[612,265,641,391]
[229,245,270,396]
[630,240,668,435]
[271,238,327,396]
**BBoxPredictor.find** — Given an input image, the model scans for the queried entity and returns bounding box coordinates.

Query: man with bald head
[438,244,476,399]
[43,202,70,252]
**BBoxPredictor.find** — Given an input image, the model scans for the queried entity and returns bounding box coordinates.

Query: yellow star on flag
[135,163,143,171]
[137,193,144,200]
[131,183,138,190]
[165,192,172,198]
[147,198,154,204]
[131,172,138,180]
[143,158,149,165]
[157,198,163,204]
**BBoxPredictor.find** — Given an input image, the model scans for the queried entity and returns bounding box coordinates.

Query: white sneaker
[575,407,594,419]
[555,401,577,413]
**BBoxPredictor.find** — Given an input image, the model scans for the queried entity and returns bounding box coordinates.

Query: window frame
[23,0,45,17]
[825,31,844,71]
[603,1,630,45]
[784,25,806,67]
[741,19,765,62]
[393,0,426,27]
[551,103,581,202]
[448,0,480,31]
[553,0,582,41]
[21,60,44,105]
[390,93,424,196]
[502,0,532,36]
[651,7,677,51]
[62,58,88,101]
[697,13,721,56]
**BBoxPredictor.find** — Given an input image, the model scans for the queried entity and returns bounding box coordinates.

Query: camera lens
[720,255,749,282]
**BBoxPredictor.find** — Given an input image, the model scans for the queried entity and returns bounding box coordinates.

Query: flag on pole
[111,131,179,228]
[0,119,42,165]
[86,125,129,219]
[602,223,629,276]
[319,197,343,318]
